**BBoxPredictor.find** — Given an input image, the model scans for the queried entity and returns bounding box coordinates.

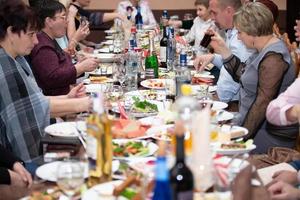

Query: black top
[70,3,104,29]
[0,145,20,185]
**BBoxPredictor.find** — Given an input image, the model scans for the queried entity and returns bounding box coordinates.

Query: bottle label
[86,135,97,170]
[160,46,167,62]
[145,68,155,79]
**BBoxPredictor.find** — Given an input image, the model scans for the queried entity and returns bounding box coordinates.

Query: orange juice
[171,131,192,156]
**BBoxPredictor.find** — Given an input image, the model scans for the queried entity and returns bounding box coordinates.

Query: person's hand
[10,162,32,188]
[73,23,90,42]
[117,13,129,22]
[269,170,299,186]
[67,4,78,19]
[268,181,300,200]
[78,96,92,112]
[208,29,230,57]
[294,20,300,42]
[68,83,87,98]
[193,54,214,71]
[80,57,100,72]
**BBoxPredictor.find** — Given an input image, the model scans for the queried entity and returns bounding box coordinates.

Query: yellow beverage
[171,131,192,156]
[184,131,192,156]
[210,129,218,142]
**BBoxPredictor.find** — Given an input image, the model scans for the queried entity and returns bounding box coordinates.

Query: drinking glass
[56,159,85,199]
[113,57,126,87]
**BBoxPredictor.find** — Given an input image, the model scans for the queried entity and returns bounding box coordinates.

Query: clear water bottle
[125,48,139,91]
[167,26,176,71]
[175,48,191,97]
[129,26,137,49]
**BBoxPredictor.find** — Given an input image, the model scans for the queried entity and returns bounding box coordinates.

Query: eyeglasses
[53,15,67,21]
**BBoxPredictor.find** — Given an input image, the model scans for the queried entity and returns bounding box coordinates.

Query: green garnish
[132,97,158,112]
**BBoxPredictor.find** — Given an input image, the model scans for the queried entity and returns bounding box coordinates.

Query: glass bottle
[170,134,194,200]
[160,26,168,71]
[135,6,143,30]
[86,93,112,187]
[145,33,159,79]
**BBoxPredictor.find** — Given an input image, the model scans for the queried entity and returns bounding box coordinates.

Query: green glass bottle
[145,33,159,79]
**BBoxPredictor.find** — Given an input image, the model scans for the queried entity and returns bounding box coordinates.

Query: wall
[88,0,286,10]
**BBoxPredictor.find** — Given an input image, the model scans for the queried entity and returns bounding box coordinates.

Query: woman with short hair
[195,2,296,153]
[29,0,99,96]
[0,0,91,162]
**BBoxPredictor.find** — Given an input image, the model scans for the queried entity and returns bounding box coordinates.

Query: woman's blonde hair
[233,2,273,36]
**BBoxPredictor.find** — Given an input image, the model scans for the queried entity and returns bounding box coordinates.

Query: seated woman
[29,0,99,96]
[68,0,128,47]
[0,0,92,163]
[194,2,295,153]
[116,0,156,27]
[0,145,32,188]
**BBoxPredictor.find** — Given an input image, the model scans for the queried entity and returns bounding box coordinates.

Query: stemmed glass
[56,159,85,199]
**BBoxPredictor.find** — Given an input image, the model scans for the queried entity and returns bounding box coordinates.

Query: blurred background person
[116,0,156,27]
[68,0,128,47]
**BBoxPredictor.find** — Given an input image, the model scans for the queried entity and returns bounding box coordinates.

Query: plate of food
[111,119,151,139]
[84,76,114,84]
[44,121,86,138]
[213,140,256,155]
[210,124,249,142]
[125,90,166,101]
[145,125,174,141]
[113,139,158,159]
[140,79,172,90]
[82,180,128,200]
[87,65,113,76]
[36,160,120,182]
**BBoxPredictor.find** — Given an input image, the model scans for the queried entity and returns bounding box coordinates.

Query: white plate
[83,77,114,85]
[211,101,228,110]
[213,143,256,155]
[105,35,114,40]
[82,180,127,200]
[101,40,114,45]
[104,30,117,34]
[111,100,164,118]
[87,66,113,76]
[36,160,120,182]
[215,111,234,122]
[93,53,117,63]
[140,79,173,90]
[210,124,249,140]
[145,124,174,141]
[97,48,110,53]
[125,90,166,101]
[44,121,86,138]
[113,139,158,160]
[85,84,108,93]
[208,85,217,93]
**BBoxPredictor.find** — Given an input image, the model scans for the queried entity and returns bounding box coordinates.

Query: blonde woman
[195,2,296,153]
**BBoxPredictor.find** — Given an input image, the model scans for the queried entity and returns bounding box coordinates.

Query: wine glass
[56,159,85,199]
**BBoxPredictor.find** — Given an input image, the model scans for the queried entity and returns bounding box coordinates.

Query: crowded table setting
[1,0,300,199]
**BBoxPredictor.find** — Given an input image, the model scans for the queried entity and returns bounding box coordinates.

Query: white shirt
[116,0,156,26]
[183,17,215,48]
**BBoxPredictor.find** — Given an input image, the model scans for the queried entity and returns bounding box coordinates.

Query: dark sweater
[30,31,77,96]
[0,145,20,185]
